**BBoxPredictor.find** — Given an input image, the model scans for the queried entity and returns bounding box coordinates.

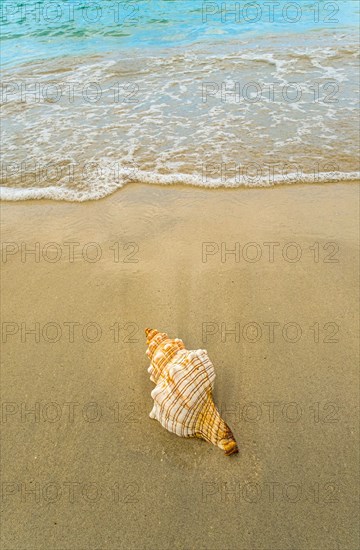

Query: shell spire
[145,328,238,456]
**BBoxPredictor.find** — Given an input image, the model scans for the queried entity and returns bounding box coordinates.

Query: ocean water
[1,0,359,201]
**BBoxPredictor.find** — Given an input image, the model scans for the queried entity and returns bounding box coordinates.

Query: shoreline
[1,176,360,204]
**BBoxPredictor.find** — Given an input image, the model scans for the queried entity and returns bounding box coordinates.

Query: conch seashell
[145,328,238,456]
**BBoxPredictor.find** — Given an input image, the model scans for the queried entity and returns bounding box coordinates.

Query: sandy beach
[1,182,359,549]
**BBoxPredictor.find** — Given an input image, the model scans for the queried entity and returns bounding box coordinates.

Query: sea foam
[1,171,359,202]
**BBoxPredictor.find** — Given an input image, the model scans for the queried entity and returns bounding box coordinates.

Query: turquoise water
[1,1,359,200]
[1,0,359,66]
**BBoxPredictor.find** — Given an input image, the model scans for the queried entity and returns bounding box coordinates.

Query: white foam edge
[1,170,359,202]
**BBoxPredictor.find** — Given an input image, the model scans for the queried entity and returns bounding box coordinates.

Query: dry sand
[1,182,359,549]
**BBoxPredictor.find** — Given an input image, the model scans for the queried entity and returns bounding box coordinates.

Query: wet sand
[1,182,359,549]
